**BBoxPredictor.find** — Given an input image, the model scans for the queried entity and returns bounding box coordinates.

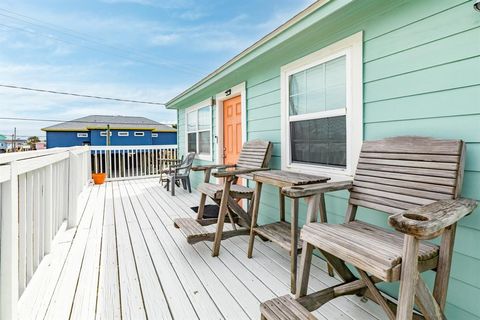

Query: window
[152,133,158,138]
[186,100,212,160]
[134,132,144,137]
[118,132,129,137]
[100,131,112,137]
[77,132,88,138]
[281,32,363,177]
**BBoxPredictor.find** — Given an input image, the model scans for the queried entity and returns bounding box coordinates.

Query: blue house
[42,115,177,148]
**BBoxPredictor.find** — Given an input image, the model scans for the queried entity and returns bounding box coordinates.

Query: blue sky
[0,0,314,139]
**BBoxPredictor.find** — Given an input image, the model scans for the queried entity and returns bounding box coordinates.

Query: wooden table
[247,170,330,294]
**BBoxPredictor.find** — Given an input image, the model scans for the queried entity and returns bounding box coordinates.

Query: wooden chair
[174,139,273,256]
[260,137,478,320]
[165,152,195,196]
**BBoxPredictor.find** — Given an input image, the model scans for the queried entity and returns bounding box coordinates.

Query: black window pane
[187,133,197,153]
[198,131,210,155]
[290,116,346,168]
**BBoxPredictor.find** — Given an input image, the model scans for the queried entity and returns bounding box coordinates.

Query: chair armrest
[212,167,269,178]
[192,164,236,171]
[281,181,353,198]
[388,198,478,239]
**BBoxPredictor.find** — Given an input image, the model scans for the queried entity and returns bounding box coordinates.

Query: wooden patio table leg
[279,188,285,221]
[318,193,334,277]
[247,181,263,258]
[296,194,320,297]
[291,198,299,294]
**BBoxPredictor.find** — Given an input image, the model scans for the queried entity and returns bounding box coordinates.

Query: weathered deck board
[18,178,387,320]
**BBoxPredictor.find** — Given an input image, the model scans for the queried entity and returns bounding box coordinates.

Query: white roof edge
[166,0,330,107]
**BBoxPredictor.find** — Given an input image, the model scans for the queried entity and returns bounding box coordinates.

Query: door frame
[215,82,247,164]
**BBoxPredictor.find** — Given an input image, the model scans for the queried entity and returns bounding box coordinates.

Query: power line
[0,84,167,105]
[0,8,205,75]
[0,116,175,127]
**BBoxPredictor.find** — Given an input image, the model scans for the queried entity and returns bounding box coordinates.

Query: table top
[253,169,330,188]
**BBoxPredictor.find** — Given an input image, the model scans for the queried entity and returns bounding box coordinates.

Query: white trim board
[215,82,247,165]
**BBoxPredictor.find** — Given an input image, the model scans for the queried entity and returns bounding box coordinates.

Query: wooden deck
[18,178,386,320]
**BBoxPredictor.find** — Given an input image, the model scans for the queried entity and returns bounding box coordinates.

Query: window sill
[282,163,353,182]
[196,154,212,162]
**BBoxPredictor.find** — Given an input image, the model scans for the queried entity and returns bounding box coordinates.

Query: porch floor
[18,178,386,320]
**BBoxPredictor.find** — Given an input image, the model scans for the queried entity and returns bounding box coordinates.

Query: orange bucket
[92,173,107,185]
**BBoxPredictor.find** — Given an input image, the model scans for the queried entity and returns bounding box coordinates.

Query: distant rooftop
[42,115,176,132]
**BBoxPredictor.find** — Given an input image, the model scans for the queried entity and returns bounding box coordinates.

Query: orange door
[223,96,242,165]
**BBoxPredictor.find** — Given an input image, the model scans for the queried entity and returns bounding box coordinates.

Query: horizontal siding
[173,0,480,318]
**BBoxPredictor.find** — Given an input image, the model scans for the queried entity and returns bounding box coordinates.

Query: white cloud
[150,33,179,46]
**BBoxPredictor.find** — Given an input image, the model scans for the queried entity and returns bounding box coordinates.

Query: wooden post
[44,164,53,253]
[279,188,285,221]
[297,195,320,297]
[67,151,79,227]
[433,223,457,310]
[397,235,420,320]
[291,198,299,294]
[212,176,233,257]
[247,181,263,258]
[0,161,19,320]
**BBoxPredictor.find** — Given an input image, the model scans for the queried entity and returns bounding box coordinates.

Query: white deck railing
[90,145,178,181]
[0,146,91,319]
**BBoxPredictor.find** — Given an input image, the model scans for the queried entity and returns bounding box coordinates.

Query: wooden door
[223,96,242,165]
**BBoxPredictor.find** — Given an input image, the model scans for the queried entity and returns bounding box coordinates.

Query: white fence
[90,145,178,181]
[0,146,91,319]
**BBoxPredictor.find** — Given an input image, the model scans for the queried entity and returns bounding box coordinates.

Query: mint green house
[166,0,480,318]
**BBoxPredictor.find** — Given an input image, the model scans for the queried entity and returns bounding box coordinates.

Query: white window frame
[134,132,145,137]
[152,133,159,138]
[100,131,112,137]
[185,98,213,161]
[280,31,363,178]
[118,132,129,137]
[77,132,88,138]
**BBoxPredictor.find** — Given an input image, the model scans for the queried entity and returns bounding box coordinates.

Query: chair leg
[212,177,232,257]
[171,178,175,196]
[433,223,457,310]
[357,269,395,320]
[197,193,207,220]
[296,242,314,298]
[166,179,170,191]
[247,182,263,258]
[187,177,192,193]
[181,179,187,190]
[397,235,420,320]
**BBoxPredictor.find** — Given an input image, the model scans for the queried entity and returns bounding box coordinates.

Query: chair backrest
[350,136,465,215]
[236,140,273,169]
[178,152,196,176]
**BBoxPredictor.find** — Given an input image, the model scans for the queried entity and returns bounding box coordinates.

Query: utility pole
[106,124,110,175]
[13,127,16,152]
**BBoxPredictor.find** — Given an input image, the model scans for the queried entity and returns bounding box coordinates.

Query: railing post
[44,164,53,253]
[0,161,19,320]
[67,151,79,227]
